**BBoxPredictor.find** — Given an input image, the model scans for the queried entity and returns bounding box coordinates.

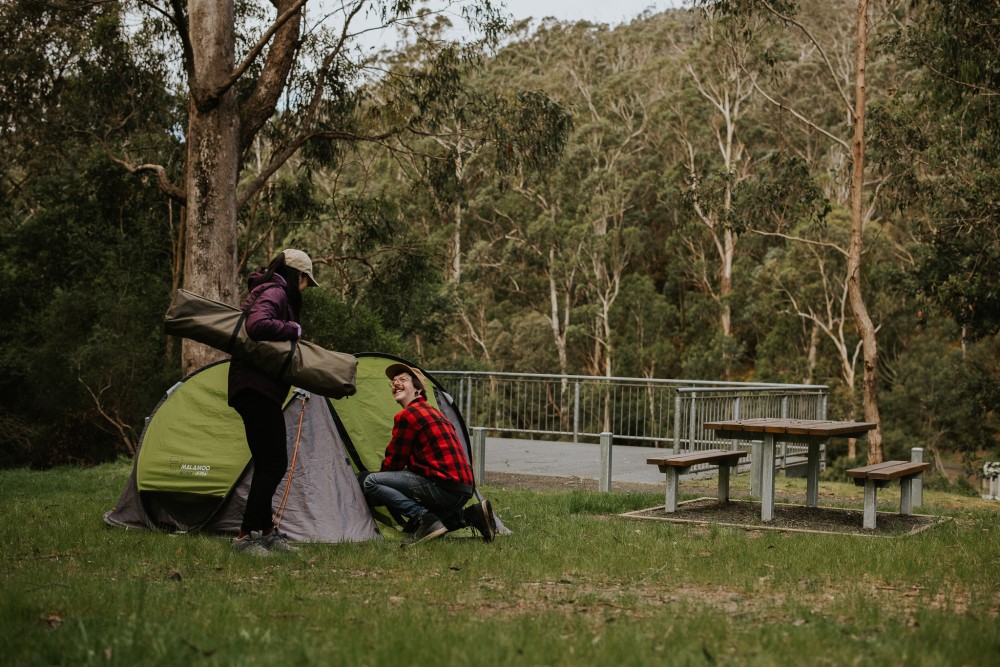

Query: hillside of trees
[1,1,996,480]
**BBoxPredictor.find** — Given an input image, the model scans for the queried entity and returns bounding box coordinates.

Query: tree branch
[238,0,313,150]
[923,64,1000,97]
[749,228,848,257]
[226,0,308,95]
[760,0,853,112]
[745,74,851,151]
[237,1,377,205]
[76,368,136,456]
[236,128,398,209]
[132,1,196,89]
[107,151,186,205]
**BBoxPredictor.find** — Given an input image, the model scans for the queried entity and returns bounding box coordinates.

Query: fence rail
[433,370,828,455]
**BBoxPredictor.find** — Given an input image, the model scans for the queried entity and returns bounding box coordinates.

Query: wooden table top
[702,418,877,438]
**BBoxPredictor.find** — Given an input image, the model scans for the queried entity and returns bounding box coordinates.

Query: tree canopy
[1,0,996,475]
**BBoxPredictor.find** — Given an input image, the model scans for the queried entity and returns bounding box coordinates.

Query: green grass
[3,461,999,666]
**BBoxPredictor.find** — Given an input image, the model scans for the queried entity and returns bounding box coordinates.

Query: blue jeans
[362,470,469,526]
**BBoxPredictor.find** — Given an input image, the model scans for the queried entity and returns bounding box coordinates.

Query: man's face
[390,372,421,407]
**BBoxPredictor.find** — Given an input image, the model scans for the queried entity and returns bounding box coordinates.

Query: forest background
[1,0,997,486]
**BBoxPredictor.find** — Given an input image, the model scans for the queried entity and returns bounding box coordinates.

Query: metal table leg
[761,433,776,522]
[806,441,825,507]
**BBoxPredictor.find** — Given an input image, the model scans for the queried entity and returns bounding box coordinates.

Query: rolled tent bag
[164,288,357,399]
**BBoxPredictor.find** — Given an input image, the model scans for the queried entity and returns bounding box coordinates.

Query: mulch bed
[484,471,944,536]
[622,497,942,536]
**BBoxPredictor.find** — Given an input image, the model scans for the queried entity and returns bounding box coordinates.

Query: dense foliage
[0,1,996,473]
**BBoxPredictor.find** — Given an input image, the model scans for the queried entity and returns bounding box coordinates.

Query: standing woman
[228,249,318,555]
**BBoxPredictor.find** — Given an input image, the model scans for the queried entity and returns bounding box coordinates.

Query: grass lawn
[3,460,999,666]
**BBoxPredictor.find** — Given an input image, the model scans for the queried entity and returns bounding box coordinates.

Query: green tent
[104,353,491,543]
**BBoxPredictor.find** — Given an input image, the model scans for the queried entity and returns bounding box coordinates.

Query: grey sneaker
[233,533,270,557]
[261,529,301,553]
[401,513,448,547]
[463,499,496,543]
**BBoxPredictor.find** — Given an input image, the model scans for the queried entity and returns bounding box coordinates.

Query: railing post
[472,427,487,486]
[673,393,683,452]
[573,381,581,443]
[465,377,473,430]
[688,392,697,451]
[911,447,924,508]
[779,395,789,471]
[599,431,613,492]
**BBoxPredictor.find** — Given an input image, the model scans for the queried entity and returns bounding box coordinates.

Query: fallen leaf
[40,613,63,629]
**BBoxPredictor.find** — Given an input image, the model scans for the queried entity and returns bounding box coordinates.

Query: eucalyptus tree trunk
[175,0,302,375]
[720,228,735,338]
[848,0,883,463]
[548,247,571,377]
[181,0,241,374]
[683,50,753,369]
[451,138,465,282]
[704,0,884,461]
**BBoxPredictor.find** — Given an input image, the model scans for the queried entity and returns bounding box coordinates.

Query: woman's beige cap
[283,248,319,287]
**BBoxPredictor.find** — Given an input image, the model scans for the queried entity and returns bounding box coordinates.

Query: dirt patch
[625,498,940,536]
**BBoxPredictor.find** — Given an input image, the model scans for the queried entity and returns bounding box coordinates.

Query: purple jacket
[227,271,301,406]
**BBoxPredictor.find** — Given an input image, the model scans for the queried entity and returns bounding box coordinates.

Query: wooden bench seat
[846,460,931,529]
[647,449,748,513]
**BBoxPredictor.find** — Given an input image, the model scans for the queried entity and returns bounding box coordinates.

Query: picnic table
[702,418,877,522]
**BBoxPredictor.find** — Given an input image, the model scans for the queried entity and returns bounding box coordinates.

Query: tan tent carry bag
[163,288,357,398]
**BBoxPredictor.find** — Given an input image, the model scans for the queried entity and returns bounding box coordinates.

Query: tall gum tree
[698,0,901,462]
[669,9,763,376]
[111,0,506,374]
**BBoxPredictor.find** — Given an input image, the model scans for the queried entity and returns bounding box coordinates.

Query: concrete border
[620,498,946,537]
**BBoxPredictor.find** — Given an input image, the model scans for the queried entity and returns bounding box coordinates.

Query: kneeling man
[362,362,495,545]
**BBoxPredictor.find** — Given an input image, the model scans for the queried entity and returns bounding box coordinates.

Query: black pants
[231,390,287,533]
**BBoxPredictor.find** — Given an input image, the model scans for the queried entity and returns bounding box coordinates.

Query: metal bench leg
[900,477,913,515]
[750,441,761,498]
[717,464,731,504]
[863,479,878,529]
[664,468,680,513]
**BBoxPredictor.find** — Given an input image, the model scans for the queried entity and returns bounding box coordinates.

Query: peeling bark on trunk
[174,0,303,375]
[181,0,242,375]
[804,321,818,385]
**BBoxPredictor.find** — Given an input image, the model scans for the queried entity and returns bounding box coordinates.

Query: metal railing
[432,370,829,453]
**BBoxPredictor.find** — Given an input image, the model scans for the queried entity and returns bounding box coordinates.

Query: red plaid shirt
[381,396,475,492]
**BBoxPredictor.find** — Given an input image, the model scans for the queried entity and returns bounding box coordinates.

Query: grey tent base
[105,385,381,544]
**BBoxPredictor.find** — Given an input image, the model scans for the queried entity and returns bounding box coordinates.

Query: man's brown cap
[385,362,425,391]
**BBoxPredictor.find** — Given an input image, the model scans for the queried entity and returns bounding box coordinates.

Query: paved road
[482,436,675,486]
[480,436,803,486]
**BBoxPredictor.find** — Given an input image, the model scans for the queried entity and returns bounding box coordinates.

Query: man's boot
[463,499,496,543]
[401,513,447,546]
